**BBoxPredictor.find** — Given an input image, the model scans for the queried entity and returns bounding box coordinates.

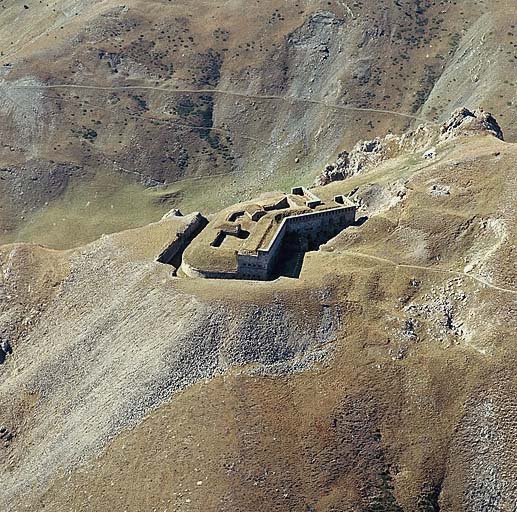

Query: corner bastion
[180,187,356,281]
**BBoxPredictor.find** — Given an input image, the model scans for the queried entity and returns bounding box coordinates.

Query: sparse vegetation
[1,6,516,511]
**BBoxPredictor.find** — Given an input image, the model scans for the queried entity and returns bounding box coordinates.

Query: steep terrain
[0,0,516,247]
[0,119,516,510]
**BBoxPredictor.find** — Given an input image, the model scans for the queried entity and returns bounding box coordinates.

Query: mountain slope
[1,0,516,247]
[1,127,515,510]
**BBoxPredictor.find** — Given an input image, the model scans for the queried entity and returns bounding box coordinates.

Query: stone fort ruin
[179,187,356,280]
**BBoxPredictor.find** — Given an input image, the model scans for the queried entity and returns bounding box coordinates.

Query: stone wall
[181,205,356,281]
[236,205,356,280]
[157,213,208,265]
[181,259,239,280]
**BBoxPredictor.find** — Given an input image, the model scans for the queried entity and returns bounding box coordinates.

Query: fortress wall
[237,214,289,279]
[181,259,239,280]
[286,206,354,232]
[283,206,355,244]
[157,213,208,265]
[237,250,273,280]
[182,206,356,281]
[236,206,356,280]
[260,217,289,272]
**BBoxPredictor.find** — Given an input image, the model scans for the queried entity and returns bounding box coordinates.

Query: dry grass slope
[0,130,515,510]
[0,0,516,247]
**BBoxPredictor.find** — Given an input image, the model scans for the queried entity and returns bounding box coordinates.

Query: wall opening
[211,228,250,248]
[228,211,245,222]
[263,197,290,212]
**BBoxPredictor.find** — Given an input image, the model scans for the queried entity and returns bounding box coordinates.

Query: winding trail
[342,250,517,296]
[11,83,431,123]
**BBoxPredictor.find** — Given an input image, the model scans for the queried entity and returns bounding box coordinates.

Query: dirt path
[342,250,517,296]
[11,83,431,123]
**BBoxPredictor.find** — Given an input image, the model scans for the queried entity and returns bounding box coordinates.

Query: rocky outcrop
[314,152,350,186]
[287,11,346,63]
[314,122,442,187]
[349,181,408,216]
[314,138,386,186]
[314,108,504,187]
[440,108,504,142]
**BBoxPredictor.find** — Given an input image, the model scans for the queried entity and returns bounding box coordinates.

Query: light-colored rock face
[314,107,505,188]
[439,107,504,142]
[0,77,48,157]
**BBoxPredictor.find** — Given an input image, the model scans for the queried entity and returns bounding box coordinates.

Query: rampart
[157,212,208,265]
[177,186,357,281]
[236,204,355,280]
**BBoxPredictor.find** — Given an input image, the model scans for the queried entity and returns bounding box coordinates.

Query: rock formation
[315,108,504,186]
[314,138,386,186]
[439,107,504,142]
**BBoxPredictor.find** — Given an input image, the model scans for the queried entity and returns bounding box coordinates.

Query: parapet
[291,186,322,208]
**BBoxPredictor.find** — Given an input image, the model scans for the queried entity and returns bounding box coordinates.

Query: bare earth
[0,1,516,510]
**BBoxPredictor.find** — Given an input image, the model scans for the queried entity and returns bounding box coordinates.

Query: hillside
[1,1,516,510]
[0,0,516,248]
[0,120,516,510]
